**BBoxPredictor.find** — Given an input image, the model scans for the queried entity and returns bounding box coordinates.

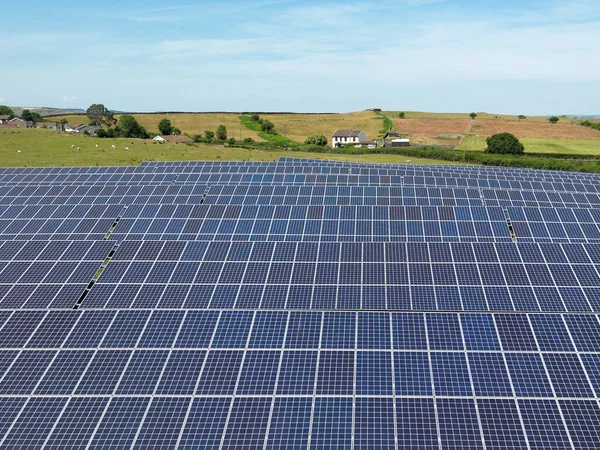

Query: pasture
[460,136,600,155]
[389,115,600,149]
[0,128,459,167]
[48,113,265,141]
[50,110,384,144]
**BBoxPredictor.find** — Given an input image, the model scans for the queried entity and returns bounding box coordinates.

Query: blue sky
[1,0,599,114]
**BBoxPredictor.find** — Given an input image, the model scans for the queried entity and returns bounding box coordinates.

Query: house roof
[332,129,363,138]
[9,117,24,122]
[156,135,193,143]
[0,115,11,120]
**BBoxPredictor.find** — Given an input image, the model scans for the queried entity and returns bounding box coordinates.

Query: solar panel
[0,158,599,447]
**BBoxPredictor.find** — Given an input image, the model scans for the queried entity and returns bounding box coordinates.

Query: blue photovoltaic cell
[267,398,312,449]
[396,398,439,450]
[437,398,484,450]
[311,398,353,450]
[88,397,150,450]
[430,352,472,396]
[354,397,395,449]
[519,399,572,450]
[221,397,271,450]
[133,397,190,449]
[478,399,528,449]
[1,397,68,449]
[45,397,109,449]
[179,398,231,449]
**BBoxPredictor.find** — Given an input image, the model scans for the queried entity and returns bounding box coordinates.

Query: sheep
[111,145,116,149]
[71,144,75,148]
[17,150,22,153]
[77,147,81,151]
[125,147,130,151]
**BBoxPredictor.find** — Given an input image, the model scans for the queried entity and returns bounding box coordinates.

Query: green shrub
[304,135,328,146]
[485,133,525,155]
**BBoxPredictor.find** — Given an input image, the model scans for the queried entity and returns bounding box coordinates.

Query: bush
[549,116,559,124]
[261,120,275,133]
[96,128,118,138]
[398,112,405,119]
[304,134,328,146]
[250,114,260,122]
[216,125,228,140]
[118,114,148,138]
[227,138,236,145]
[243,137,254,144]
[470,112,477,120]
[158,119,172,135]
[485,132,525,155]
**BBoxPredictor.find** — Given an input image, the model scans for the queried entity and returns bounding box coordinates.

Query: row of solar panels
[3,240,596,264]
[3,159,600,192]
[8,204,600,243]
[5,173,600,194]
[150,156,600,181]
[0,395,595,449]
[79,282,600,313]
[0,346,599,398]
[4,186,600,212]
[2,309,599,351]
[8,157,598,180]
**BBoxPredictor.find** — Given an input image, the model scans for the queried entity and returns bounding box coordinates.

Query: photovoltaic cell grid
[0,157,599,448]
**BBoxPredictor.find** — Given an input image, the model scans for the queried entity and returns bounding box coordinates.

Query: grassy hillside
[49,113,265,141]
[384,111,583,124]
[460,136,600,155]
[0,128,460,167]
[386,113,600,149]
[51,110,384,144]
[258,110,383,143]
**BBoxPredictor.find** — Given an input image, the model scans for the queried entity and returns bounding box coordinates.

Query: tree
[0,105,14,116]
[204,131,215,142]
[228,137,236,146]
[398,112,405,119]
[250,114,260,122]
[118,114,148,138]
[216,125,228,140]
[60,118,68,131]
[485,132,525,155]
[469,112,477,120]
[86,104,116,127]
[21,109,42,124]
[549,116,559,124]
[518,115,526,121]
[172,127,181,136]
[304,134,328,146]
[158,119,173,135]
[261,119,275,133]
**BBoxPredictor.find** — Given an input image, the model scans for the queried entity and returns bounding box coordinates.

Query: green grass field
[460,136,600,155]
[0,129,462,167]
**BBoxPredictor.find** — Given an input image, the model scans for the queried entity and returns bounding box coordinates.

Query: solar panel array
[0,157,600,448]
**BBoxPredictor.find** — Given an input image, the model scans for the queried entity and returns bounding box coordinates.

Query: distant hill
[9,106,85,117]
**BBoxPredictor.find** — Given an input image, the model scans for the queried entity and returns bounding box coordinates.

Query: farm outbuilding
[391,138,410,147]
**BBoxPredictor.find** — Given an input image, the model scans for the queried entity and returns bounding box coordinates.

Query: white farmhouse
[332,130,367,148]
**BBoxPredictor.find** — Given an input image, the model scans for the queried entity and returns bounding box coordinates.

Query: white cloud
[0,97,6,103]
[62,96,77,102]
